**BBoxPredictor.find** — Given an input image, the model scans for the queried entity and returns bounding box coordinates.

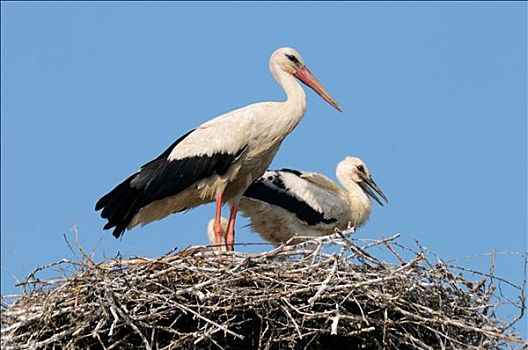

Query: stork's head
[337,157,388,206]
[270,47,342,112]
[270,47,305,74]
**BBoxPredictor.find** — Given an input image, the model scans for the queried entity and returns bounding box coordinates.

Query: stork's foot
[213,222,226,252]
[225,203,238,252]
[226,230,234,252]
[225,225,236,252]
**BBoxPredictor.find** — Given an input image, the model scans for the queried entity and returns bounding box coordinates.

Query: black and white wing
[242,169,339,226]
[96,126,247,238]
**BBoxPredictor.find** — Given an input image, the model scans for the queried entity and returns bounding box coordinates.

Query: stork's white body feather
[130,99,305,228]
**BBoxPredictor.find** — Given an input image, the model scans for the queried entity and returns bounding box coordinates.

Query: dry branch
[1,233,526,350]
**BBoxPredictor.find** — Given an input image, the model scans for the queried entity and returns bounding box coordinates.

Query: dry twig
[1,234,526,349]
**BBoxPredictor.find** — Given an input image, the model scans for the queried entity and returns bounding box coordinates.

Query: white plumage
[239,157,387,245]
[95,47,341,251]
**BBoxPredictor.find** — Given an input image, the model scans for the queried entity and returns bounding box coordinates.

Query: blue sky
[2,2,526,338]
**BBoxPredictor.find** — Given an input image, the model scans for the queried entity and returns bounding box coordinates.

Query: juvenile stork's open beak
[359,176,388,206]
[294,66,342,112]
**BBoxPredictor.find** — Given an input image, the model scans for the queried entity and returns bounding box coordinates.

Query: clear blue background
[2,2,526,339]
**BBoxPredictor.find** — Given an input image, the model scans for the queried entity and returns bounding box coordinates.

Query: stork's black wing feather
[243,171,337,226]
[95,129,247,238]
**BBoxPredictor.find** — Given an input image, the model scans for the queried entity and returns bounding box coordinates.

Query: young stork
[239,157,388,245]
[95,47,341,251]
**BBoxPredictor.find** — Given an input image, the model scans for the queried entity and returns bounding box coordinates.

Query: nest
[1,231,526,350]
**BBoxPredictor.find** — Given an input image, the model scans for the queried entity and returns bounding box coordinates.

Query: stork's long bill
[294,66,342,112]
[359,177,388,206]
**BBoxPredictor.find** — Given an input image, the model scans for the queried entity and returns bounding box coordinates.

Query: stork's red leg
[213,193,224,250]
[226,203,238,251]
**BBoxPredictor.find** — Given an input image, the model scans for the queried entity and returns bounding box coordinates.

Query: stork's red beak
[294,66,342,112]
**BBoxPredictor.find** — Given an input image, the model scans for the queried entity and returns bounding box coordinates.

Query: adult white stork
[239,157,387,245]
[95,47,341,251]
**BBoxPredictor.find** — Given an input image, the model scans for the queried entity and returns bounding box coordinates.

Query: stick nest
[1,232,526,349]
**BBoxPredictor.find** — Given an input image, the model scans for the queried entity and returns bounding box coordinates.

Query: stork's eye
[285,54,300,65]
[357,165,365,173]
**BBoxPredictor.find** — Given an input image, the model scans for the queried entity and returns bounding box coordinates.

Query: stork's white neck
[270,64,307,119]
[336,172,372,227]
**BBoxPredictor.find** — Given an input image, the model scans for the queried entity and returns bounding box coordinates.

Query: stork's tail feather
[95,173,142,238]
